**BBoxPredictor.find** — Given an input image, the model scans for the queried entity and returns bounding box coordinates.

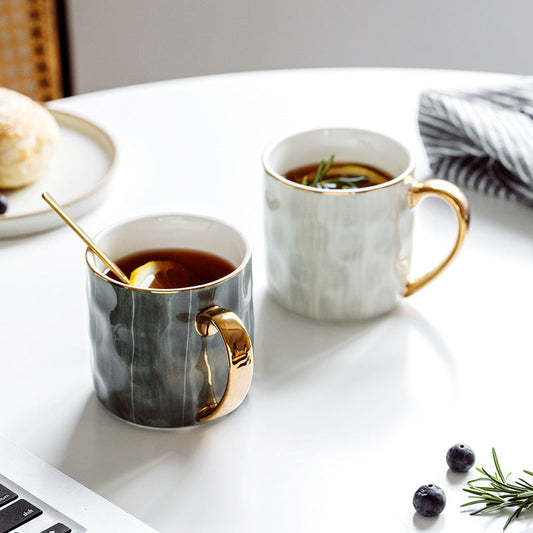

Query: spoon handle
[42,192,130,284]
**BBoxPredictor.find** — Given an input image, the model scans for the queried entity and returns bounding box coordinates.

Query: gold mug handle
[405,179,470,297]
[195,305,254,423]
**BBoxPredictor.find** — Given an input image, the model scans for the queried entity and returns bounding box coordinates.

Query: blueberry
[0,194,7,215]
[413,484,446,517]
[446,443,475,472]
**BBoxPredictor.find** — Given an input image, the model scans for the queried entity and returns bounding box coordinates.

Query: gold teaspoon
[42,192,130,284]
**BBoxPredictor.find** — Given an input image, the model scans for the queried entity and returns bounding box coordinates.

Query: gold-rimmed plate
[0,109,116,239]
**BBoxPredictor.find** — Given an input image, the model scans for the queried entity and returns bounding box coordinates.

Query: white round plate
[0,109,116,239]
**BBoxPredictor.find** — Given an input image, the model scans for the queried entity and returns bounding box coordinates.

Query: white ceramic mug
[263,128,470,321]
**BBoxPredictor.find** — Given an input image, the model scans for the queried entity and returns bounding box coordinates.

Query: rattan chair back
[0,0,63,101]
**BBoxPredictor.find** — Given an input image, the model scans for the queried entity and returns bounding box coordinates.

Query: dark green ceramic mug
[86,213,254,429]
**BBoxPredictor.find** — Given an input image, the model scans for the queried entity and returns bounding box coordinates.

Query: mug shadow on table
[254,291,458,383]
[57,392,240,495]
[253,292,375,383]
[57,292,460,493]
[253,292,460,449]
[57,388,256,531]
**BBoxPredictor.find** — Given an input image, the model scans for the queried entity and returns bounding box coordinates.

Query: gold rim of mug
[262,127,416,194]
[85,213,252,294]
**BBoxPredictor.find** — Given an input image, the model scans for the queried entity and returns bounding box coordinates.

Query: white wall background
[67,0,532,95]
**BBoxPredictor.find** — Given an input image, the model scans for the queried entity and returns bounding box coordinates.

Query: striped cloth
[418,82,533,206]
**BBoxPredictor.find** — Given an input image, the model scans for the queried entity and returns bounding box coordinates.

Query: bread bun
[0,88,59,189]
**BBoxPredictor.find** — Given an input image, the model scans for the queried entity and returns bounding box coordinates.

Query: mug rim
[262,127,415,194]
[86,212,252,293]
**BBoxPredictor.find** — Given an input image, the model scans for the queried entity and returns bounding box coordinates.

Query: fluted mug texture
[263,128,469,321]
[86,214,254,428]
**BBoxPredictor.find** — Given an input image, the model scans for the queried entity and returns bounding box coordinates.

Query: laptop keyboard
[0,475,85,533]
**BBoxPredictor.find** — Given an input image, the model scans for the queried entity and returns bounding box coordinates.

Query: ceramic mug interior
[263,127,414,191]
[87,213,250,288]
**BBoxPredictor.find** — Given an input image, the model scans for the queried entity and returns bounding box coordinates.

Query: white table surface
[1,68,532,533]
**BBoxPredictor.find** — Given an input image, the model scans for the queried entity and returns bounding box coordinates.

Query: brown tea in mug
[285,160,394,190]
[108,248,235,289]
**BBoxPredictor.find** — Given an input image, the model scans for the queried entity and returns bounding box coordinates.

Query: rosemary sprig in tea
[311,154,335,187]
[462,448,533,530]
[300,154,367,189]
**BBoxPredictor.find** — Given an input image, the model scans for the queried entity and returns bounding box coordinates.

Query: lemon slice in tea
[129,260,191,289]
[329,164,391,184]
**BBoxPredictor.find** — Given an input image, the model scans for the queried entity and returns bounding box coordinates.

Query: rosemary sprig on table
[462,448,533,530]
[301,154,367,189]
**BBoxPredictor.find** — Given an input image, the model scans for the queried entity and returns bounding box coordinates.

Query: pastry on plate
[0,87,59,189]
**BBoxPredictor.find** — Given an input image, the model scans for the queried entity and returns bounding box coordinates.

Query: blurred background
[1,0,532,100]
